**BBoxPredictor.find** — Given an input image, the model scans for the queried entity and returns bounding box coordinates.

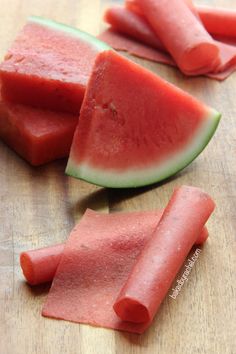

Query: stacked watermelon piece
[0,16,109,165]
[0,15,220,187]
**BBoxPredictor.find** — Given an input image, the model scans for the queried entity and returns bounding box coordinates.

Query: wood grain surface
[0,0,235,353]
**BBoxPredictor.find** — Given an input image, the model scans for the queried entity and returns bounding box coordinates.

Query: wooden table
[0,0,235,353]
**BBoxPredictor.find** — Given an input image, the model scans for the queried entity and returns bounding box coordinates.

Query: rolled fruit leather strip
[135,0,220,75]
[114,185,215,324]
[104,6,165,51]
[20,243,64,285]
[98,29,175,66]
[103,3,236,79]
[20,212,208,285]
[126,0,236,40]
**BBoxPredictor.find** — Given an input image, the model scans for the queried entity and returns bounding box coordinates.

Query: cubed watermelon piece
[0,96,78,166]
[0,17,109,114]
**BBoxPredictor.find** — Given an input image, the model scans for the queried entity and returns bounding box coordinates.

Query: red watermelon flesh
[42,209,163,334]
[0,17,109,114]
[0,96,78,166]
[66,50,220,188]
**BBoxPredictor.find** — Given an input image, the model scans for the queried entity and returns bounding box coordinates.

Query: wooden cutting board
[0,0,235,353]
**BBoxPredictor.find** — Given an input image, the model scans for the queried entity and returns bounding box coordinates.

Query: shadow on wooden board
[20,280,51,297]
[108,168,190,211]
[66,168,188,216]
[67,187,108,217]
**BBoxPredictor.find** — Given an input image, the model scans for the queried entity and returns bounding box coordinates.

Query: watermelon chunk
[66,50,220,188]
[0,96,78,166]
[0,17,109,114]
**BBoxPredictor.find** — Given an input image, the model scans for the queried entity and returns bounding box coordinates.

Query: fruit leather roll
[136,0,219,75]
[114,186,215,323]
[20,219,208,285]
[104,6,165,51]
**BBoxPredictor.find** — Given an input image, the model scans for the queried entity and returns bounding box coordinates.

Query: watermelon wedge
[0,96,78,166]
[66,50,221,188]
[0,16,109,114]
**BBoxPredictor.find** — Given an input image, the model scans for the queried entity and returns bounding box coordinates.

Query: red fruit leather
[20,211,208,285]
[42,209,163,333]
[113,186,215,324]
[42,198,212,333]
[102,2,236,80]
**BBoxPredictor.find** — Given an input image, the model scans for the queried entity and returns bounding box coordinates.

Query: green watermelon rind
[29,16,110,52]
[66,109,221,188]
